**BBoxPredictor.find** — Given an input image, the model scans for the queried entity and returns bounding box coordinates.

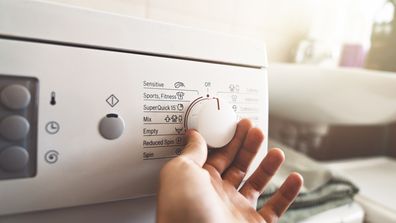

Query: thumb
[180,129,208,167]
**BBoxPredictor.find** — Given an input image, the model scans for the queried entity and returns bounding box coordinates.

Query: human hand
[157,119,303,223]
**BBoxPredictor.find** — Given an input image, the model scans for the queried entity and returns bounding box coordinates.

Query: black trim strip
[0,34,262,69]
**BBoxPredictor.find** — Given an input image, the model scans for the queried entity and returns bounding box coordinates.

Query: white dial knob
[185,97,237,148]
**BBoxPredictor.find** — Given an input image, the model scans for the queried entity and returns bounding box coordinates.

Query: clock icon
[45,121,60,135]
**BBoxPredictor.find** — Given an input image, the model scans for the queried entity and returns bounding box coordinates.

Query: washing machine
[0,1,269,222]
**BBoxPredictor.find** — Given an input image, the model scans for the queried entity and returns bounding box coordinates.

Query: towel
[256,139,359,222]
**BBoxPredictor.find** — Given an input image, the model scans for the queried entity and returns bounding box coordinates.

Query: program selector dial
[185,97,238,148]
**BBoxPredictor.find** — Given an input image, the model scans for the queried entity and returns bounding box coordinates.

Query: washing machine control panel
[0,39,268,215]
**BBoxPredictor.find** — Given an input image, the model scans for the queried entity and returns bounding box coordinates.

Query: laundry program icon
[231,95,237,102]
[176,137,183,144]
[177,104,184,111]
[175,127,183,134]
[176,92,185,100]
[232,105,238,112]
[171,115,178,122]
[174,82,185,88]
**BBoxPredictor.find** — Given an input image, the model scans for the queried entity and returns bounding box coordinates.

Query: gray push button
[0,146,29,171]
[0,76,38,180]
[1,84,31,110]
[99,114,125,140]
[0,115,30,141]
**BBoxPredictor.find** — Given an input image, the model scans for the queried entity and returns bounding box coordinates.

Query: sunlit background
[48,0,394,65]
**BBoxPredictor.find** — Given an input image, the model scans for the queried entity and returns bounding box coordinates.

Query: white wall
[44,0,384,62]
[46,0,319,62]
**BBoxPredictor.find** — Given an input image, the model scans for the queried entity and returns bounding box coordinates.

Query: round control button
[186,97,237,148]
[1,84,31,110]
[0,146,29,171]
[99,114,125,140]
[0,115,30,141]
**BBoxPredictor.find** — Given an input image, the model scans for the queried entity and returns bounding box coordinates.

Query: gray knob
[1,84,31,110]
[0,146,29,171]
[99,114,125,140]
[0,115,30,141]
